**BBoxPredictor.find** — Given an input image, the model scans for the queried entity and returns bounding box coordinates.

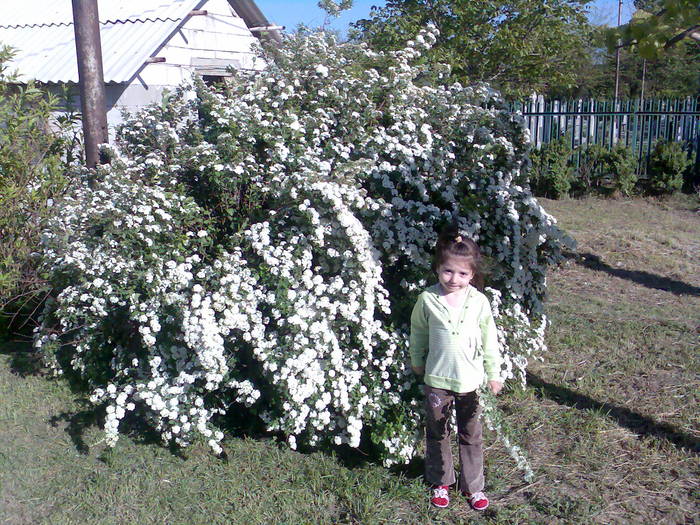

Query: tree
[547,22,699,99]
[581,31,700,98]
[317,0,353,17]
[606,0,700,58]
[352,0,595,98]
[613,41,700,97]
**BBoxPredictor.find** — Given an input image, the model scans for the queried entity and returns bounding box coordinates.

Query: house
[0,0,283,131]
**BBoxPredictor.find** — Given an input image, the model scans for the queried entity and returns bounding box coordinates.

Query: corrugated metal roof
[0,0,208,83]
[0,0,205,28]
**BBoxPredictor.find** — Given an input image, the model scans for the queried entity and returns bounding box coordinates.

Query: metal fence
[510,95,700,177]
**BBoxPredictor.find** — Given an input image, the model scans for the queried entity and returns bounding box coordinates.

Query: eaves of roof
[228,0,282,44]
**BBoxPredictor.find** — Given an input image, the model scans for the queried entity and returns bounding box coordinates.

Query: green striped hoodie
[409,284,501,393]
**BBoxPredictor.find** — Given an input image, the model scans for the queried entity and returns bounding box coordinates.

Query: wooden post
[72,0,108,171]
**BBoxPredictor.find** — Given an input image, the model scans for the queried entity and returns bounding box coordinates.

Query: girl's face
[437,255,474,294]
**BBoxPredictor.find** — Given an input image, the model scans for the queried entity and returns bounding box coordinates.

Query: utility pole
[612,0,623,145]
[613,0,623,102]
[72,0,108,171]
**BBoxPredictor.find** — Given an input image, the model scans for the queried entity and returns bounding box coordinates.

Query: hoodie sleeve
[479,295,502,381]
[409,293,429,367]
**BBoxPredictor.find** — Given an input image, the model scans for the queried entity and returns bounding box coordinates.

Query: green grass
[2,195,699,524]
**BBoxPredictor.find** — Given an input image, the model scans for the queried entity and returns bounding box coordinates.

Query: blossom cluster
[36,28,572,470]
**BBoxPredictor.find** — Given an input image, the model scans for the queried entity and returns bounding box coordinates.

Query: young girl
[409,230,503,511]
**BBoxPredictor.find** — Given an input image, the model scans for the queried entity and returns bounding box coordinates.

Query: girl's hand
[412,365,425,376]
[488,380,503,395]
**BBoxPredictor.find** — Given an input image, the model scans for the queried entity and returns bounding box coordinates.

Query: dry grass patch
[517,194,700,524]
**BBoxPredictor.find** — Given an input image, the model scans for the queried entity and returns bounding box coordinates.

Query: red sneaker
[430,485,450,508]
[466,491,489,511]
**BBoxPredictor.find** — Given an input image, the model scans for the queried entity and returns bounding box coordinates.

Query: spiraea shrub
[35,28,572,475]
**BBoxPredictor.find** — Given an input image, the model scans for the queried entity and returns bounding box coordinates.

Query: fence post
[694,118,700,187]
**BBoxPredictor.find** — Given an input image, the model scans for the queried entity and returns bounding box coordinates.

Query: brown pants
[423,384,484,494]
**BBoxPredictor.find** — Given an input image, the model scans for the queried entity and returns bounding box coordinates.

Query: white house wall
[106,84,171,130]
[104,0,262,131]
[48,83,168,136]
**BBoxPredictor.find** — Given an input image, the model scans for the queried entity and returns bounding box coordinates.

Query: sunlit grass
[1,195,698,524]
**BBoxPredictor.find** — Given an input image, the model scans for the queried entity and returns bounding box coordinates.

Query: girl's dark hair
[434,228,485,290]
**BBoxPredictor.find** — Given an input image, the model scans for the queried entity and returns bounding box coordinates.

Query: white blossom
[33,27,571,476]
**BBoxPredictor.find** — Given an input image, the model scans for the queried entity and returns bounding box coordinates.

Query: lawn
[1,195,698,524]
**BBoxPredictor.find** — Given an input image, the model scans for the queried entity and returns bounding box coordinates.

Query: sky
[254,1,383,35]
[255,0,637,36]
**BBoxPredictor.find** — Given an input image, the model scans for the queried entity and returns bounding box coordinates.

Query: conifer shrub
[645,140,691,195]
[573,143,637,197]
[573,143,608,196]
[605,144,638,196]
[682,150,697,193]
[528,137,574,199]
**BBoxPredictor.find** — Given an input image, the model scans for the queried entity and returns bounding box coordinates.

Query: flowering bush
[35,28,571,472]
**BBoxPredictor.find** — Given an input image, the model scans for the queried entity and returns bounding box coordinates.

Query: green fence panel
[510,96,700,179]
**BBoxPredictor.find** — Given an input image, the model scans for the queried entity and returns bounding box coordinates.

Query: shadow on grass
[0,337,45,376]
[0,336,176,459]
[218,404,427,477]
[1,336,423,475]
[527,371,700,455]
[1,336,98,456]
[49,409,98,455]
[565,251,700,297]
[48,406,186,460]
